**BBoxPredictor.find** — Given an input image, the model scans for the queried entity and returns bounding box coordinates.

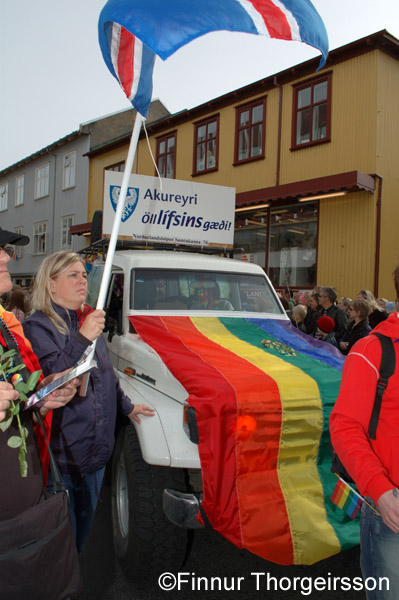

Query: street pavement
[78,482,364,600]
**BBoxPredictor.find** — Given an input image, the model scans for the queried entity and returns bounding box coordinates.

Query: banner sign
[103,172,235,247]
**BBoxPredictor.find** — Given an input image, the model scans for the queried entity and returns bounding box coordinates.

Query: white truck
[87,246,288,583]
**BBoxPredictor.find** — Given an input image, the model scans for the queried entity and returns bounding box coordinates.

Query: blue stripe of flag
[247,318,345,371]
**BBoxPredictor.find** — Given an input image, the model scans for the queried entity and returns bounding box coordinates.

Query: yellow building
[81,30,399,299]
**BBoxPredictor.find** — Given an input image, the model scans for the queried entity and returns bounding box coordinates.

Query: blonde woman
[23,251,154,552]
[357,289,388,329]
[337,296,352,319]
[292,304,307,333]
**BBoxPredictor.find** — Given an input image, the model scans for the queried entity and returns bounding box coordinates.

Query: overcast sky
[1,0,399,171]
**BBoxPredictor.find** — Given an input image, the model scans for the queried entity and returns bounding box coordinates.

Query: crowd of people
[279,285,394,354]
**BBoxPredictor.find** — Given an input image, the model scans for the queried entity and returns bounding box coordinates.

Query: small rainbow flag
[331,477,363,519]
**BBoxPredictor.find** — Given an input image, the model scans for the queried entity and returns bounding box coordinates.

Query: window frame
[62,150,76,190]
[156,131,177,179]
[14,227,24,258]
[15,175,24,206]
[233,98,266,165]
[34,162,50,199]
[33,221,47,255]
[0,182,9,212]
[192,115,219,176]
[291,73,332,150]
[105,161,125,172]
[61,215,74,251]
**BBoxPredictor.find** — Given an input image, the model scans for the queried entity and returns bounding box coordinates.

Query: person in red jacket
[330,267,399,600]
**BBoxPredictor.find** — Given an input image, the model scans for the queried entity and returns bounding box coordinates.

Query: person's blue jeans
[360,499,397,599]
[48,467,105,553]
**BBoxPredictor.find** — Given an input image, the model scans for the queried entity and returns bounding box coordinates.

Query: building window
[292,75,331,148]
[106,161,125,172]
[15,175,24,206]
[33,221,47,254]
[61,216,73,250]
[62,150,76,189]
[234,202,318,288]
[193,117,219,174]
[0,183,8,211]
[268,203,318,288]
[35,163,50,199]
[234,99,265,164]
[14,227,24,258]
[156,133,176,179]
[234,209,268,268]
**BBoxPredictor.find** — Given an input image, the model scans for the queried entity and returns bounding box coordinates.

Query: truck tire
[111,425,191,583]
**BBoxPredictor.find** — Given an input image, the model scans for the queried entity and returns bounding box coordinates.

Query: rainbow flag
[130,315,359,565]
[331,478,364,519]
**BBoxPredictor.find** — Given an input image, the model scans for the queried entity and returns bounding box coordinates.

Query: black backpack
[330,332,396,482]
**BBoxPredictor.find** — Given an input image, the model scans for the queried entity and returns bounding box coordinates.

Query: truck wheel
[112,425,191,583]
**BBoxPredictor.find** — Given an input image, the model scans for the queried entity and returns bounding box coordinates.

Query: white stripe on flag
[129,37,143,103]
[271,0,301,41]
[237,0,270,37]
[110,22,123,84]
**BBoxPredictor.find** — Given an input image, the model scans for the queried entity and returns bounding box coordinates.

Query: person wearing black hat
[0,226,30,247]
[0,227,30,305]
[0,228,79,518]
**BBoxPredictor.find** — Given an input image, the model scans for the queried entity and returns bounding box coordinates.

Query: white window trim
[61,215,74,250]
[14,227,24,258]
[15,174,24,206]
[33,221,47,255]
[34,163,50,200]
[0,182,9,212]
[62,150,76,190]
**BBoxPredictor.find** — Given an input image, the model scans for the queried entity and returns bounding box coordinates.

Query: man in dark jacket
[316,286,348,342]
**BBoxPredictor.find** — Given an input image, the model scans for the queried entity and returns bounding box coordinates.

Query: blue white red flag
[99,0,329,118]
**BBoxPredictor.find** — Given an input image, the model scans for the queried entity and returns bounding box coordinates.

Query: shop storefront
[234,201,318,290]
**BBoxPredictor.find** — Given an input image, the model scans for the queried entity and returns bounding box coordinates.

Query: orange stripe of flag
[161,316,294,565]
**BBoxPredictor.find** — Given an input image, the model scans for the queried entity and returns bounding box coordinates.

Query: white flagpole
[79,112,144,395]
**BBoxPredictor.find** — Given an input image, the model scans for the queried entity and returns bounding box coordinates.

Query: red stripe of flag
[117,26,135,98]
[130,315,243,547]
[250,0,292,39]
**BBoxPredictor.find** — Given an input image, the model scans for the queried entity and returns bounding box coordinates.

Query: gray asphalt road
[78,483,364,600]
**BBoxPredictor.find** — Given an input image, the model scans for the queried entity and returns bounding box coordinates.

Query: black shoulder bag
[0,317,82,600]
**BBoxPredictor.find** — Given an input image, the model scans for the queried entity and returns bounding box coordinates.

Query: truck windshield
[131,268,283,314]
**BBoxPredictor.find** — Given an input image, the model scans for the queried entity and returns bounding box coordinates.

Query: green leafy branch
[261,338,297,357]
[0,347,42,477]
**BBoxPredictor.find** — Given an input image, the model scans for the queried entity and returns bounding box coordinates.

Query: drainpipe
[273,76,283,187]
[371,174,383,297]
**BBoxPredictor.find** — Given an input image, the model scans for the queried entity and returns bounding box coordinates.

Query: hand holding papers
[24,348,97,410]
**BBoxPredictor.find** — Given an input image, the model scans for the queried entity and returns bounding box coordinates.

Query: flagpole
[79,112,144,395]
